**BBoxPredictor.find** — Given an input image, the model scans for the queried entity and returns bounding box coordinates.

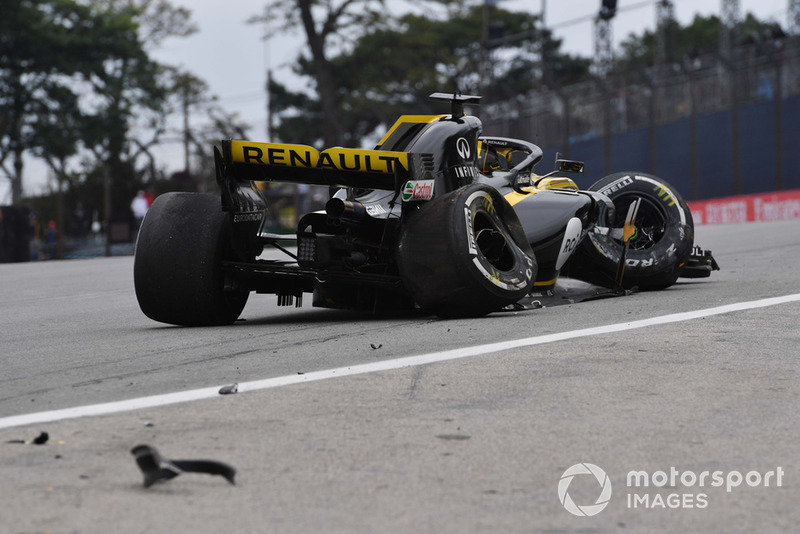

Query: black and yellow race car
[134,93,718,325]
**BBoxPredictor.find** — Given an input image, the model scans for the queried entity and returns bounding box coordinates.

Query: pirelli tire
[134,192,249,326]
[567,172,694,290]
[396,184,537,318]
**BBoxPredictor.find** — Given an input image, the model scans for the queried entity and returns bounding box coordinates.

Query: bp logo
[558,463,612,517]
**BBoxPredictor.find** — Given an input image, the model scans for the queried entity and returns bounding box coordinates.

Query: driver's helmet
[477,143,507,176]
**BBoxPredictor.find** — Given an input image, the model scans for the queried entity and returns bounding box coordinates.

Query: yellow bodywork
[375,115,446,149]
[230,140,410,174]
[503,176,580,207]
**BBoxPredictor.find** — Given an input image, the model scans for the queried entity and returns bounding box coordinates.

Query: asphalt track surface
[1,219,799,533]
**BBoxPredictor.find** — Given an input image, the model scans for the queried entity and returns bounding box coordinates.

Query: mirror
[555,158,584,173]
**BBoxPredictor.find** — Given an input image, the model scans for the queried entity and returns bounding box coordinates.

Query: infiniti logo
[455,137,471,160]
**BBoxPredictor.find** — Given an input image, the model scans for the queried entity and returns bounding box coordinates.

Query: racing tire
[396,184,537,318]
[134,192,249,326]
[565,172,694,290]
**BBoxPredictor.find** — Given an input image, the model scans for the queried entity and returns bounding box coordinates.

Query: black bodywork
[205,93,715,315]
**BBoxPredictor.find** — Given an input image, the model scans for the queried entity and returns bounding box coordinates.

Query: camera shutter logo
[558,463,612,517]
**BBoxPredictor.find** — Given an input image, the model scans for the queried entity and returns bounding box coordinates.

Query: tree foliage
[615,12,784,71]
[2,0,788,223]
[0,0,169,208]
[0,0,251,240]
[260,0,587,147]
[252,0,390,147]
[1,0,115,202]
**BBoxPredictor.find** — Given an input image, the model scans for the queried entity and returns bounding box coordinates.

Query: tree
[0,0,114,204]
[32,84,89,254]
[86,0,198,181]
[75,2,191,228]
[259,1,584,147]
[160,68,251,192]
[0,0,196,208]
[615,13,782,71]
[251,0,389,146]
[2,0,260,260]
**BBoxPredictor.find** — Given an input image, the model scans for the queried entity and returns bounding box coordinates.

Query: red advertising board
[687,189,800,225]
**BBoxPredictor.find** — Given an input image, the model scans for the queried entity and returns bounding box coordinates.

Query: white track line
[2,293,799,430]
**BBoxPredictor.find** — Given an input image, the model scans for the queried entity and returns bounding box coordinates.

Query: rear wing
[216,139,433,191]
[214,139,434,223]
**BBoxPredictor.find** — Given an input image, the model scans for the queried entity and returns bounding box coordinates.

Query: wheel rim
[474,212,514,271]
[611,194,667,250]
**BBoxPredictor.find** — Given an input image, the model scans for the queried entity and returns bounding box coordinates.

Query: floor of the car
[503,277,630,311]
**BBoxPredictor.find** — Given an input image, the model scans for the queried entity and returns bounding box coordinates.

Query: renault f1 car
[134,93,719,325]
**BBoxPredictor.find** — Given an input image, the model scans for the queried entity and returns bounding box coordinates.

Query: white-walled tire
[566,172,694,290]
[397,184,537,318]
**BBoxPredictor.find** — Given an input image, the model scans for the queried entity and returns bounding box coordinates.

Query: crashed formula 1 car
[134,93,719,325]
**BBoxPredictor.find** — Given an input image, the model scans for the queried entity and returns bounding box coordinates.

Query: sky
[4,0,792,202]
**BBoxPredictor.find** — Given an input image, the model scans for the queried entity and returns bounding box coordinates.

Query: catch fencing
[482,39,800,200]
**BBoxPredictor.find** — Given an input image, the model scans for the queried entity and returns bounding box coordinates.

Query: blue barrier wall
[783,95,800,191]
[541,94,800,200]
[695,110,735,199]
[656,119,693,197]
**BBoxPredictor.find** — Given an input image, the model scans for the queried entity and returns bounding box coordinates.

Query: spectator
[131,190,149,231]
[45,220,57,259]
